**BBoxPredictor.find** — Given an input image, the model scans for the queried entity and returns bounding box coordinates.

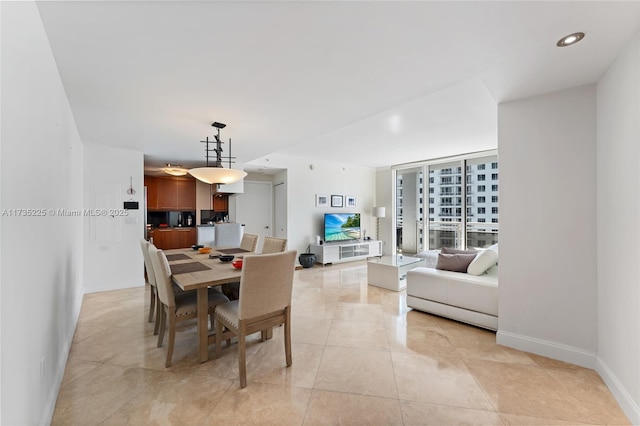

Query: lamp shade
[372,206,386,218]
[188,167,247,185]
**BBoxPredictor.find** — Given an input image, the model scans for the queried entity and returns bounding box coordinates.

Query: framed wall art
[331,195,344,207]
[346,196,356,207]
[316,194,328,207]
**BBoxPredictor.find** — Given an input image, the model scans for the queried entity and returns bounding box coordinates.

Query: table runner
[171,262,210,275]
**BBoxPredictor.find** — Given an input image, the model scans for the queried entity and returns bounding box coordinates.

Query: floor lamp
[372,207,386,241]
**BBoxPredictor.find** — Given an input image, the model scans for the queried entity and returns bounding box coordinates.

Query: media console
[309,240,382,265]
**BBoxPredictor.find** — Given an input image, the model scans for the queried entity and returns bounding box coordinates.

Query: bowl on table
[198,247,212,254]
[232,259,243,269]
[219,255,235,262]
[192,244,204,251]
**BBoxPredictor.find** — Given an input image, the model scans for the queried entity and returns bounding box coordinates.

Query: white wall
[596,33,640,424]
[195,179,213,224]
[83,144,145,293]
[0,2,84,424]
[260,155,376,255]
[497,85,598,366]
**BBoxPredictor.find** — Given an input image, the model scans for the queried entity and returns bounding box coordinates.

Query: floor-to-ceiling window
[465,155,499,249]
[394,151,497,253]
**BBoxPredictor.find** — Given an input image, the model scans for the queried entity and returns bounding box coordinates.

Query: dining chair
[215,250,297,388]
[261,236,287,254]
[148,244,230,367]
[239,233,259,252]
[140,239,160,335]
[220,233,258,300]
[222,235,288,301]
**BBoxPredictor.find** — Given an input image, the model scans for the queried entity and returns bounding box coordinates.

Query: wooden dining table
[164,247,245,363]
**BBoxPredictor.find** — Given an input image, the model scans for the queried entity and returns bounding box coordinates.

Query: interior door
[233,181,273,250]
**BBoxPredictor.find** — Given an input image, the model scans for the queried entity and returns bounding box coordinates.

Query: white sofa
[406,246,498,330]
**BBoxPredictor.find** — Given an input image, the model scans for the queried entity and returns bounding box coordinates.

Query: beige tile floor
[53,260,630,425]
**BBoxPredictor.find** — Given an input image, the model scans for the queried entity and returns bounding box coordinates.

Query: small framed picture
[316,194,328,207]
[331,195,344,208]
[346,196,356,207]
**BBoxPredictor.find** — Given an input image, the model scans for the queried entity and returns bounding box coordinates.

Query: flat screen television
[324,213,361,242]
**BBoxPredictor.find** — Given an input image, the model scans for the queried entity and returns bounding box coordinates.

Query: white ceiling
[36,1,639,172]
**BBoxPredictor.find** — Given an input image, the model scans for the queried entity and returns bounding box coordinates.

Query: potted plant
[298,246,316,268]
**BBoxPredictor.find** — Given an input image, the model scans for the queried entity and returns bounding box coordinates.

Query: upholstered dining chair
[148,244,230,367]
[140,239,160,335]
[222,235,288,301]
[239,233,259,252]
[215,250,297,388]
[261,237,287,254]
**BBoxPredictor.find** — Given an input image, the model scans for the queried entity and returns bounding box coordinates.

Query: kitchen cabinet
[150,228,174,250]
[175,228,196,248]
[150,227,196,250]
[144,176,158,210]
[213,194,228,212]
[151,176,196,211]
[157,178,179,209]
[177,179,196,210]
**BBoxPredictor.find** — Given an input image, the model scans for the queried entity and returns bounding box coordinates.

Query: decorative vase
[299,253,316,268]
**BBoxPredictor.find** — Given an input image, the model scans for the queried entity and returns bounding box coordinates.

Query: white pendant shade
[188,167,247,185]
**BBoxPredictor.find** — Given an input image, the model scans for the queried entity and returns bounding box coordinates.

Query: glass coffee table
[367,255,425,291]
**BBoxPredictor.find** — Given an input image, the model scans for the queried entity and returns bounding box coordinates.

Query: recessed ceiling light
[556,32,585,47]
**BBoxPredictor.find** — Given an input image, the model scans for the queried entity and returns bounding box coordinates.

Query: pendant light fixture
[188,122,247,185]
[162,163,188,176]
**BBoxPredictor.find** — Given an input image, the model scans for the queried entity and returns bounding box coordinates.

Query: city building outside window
[396,152,497,252]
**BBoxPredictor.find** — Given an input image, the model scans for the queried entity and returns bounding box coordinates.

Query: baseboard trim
[596,356,640,425]
[40,289,83,425]
[496,329,596,368]
[84,278,145,294]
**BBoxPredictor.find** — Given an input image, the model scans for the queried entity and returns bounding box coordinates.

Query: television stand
[309,240,382,265]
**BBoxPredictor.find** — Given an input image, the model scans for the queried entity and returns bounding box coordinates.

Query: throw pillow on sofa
[467,247,498,275]
[436,253,477,272]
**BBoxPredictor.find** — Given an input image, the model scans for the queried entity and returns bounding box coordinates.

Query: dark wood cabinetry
[144,176,158,210]
[150,228,173,249]
[174,228,196,248]
[157,177,180,210]
[145,176,196,211]
[177,179,196,210]
[213,194,228,212]
[149,227,196,250]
